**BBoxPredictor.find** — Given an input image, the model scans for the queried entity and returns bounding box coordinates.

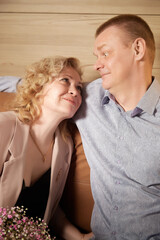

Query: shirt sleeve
[0,76,21,92]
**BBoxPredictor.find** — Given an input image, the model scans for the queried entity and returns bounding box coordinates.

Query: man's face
[94,26,135,95]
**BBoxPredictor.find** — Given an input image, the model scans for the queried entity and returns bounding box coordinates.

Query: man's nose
[94,58,104,71]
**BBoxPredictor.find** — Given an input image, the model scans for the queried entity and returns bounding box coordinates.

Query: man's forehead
[94,30,113,53]
[96,25,127,40]
[94,26,129,50]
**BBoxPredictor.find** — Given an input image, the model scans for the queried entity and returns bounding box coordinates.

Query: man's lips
[100,72,110,77]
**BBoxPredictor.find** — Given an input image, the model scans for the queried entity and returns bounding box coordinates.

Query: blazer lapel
[44,128,73,223]
[0,118,29,207]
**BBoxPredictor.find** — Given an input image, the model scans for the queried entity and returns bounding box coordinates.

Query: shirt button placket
[113,178,121,239]
[113,205,118,211]
[111,231,117,240]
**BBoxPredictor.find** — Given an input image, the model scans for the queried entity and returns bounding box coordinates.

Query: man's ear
[132,38,146,61]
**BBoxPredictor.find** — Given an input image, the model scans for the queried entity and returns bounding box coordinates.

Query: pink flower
[22,217,27,222]
[2,211,6,216]
[14,225,18,230]
[0,206,53,239]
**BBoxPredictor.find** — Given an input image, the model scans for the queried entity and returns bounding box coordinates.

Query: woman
[0,56,93,239]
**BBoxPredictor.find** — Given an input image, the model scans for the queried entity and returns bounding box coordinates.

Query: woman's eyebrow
[63,74,82,85]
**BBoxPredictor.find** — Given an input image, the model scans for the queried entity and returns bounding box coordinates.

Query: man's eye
[104,52,109,57]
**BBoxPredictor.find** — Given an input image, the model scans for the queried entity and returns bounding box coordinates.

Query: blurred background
[0,0,160,82]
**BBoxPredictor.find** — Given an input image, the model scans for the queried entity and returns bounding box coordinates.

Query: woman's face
[42,67,82,120]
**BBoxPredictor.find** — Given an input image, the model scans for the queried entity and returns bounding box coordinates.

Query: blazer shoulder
[0,111,17,130]
[0,111,18,146]
[0,110,17,120]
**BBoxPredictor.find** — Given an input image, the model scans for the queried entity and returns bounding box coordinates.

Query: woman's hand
[81,232,94,240]
[51,206,94,240]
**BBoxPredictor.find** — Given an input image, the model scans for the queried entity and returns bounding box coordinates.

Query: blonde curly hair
[13,56,82,124]
[12,56,82,141]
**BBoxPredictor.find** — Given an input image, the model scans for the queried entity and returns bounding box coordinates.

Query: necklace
[30,130,54,162]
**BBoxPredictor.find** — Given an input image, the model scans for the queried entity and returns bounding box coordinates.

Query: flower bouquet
[0,206,56,239]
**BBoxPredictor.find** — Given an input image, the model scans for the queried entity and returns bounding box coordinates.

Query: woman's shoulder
[0,111,29,133]
[0,111,29,152]
[0,111,18,149]
[0,111,18,137]
[55,126,73,153]
[0,111,17,125]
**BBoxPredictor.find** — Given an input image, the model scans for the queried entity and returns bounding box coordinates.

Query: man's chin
[102,76,110,90]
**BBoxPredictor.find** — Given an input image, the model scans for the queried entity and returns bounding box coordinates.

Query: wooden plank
[0,13,160,82]
[0,0,160,14]
[0,62,159,84]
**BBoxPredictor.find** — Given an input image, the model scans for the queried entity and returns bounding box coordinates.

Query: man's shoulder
[83,78,106,97]
[84,78,102,89]
[0,76,21,92]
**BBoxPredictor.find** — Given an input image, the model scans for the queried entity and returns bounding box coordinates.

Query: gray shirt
[0,76,20,92]
[75,78,160,240]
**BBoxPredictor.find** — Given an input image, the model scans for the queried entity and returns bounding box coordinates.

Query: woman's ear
[132,38,146,61]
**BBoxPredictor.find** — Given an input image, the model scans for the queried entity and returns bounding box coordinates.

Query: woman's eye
[77,86,82,95]
[61,78,69,82]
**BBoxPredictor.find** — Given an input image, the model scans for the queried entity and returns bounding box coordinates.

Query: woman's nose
[69,87,78,96]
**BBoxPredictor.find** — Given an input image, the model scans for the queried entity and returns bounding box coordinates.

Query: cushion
[0,92,16,111]
[61,123,93,232]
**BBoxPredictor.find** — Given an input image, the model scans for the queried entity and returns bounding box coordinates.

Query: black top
[15,168,51,219]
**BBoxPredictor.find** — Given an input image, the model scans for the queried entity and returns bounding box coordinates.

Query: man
[75,14,160,239]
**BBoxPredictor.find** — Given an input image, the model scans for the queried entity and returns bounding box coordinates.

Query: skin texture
[42,67,82,121]
[30,66,83,170]
[94,26,136,95]
[93,26,151,111]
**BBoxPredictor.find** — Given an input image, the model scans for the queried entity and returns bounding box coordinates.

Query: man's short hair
[96,14,155,65]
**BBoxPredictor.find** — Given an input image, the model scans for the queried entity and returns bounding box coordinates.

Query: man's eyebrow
[93,43,108,55]
[97,43,107,50]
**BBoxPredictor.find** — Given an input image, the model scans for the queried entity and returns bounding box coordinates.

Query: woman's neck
[30,109,63,148]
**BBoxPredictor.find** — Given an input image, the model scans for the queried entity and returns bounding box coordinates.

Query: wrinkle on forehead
[94,26,132,53]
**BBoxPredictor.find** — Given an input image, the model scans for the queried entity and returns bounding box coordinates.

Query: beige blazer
[0,111,73,224]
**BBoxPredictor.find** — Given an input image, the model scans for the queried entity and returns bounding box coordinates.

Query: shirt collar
[102,91,117,105]
[101,91,110,105]
[133,78,160,117]
[101,77,160,117]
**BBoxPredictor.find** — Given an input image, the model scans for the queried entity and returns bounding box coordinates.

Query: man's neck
[113,78,152,112]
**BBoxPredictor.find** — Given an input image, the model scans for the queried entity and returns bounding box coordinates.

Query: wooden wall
[0,0,160,82]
